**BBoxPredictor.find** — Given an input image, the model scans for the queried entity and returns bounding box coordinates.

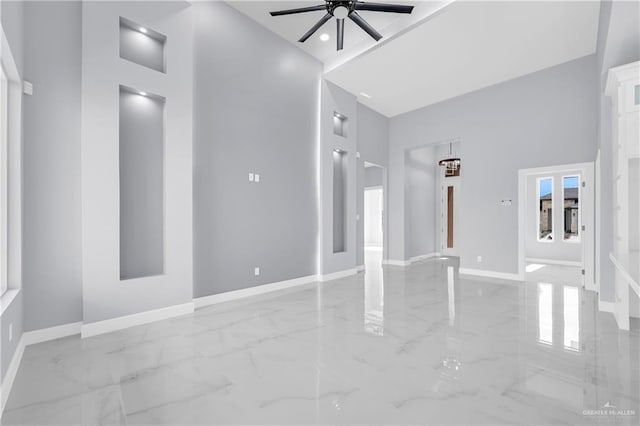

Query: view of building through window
[563,176,580,241]
[538,177,553,241]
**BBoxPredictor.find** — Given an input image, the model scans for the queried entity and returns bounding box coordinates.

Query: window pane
[538,177,553,241]
[563,176,580,241]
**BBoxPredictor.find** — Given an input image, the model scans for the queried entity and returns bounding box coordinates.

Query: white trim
[0,335,24,415]
[81,302,194,338]
[0,288,19,316]
[525,258,582,268]
[459,267,523,282]
[409,252,440,263]
[356,264,365,272]
[598,300,615,313]
[194,274,318,309]
[383,259,410,267]
[23,321,81,346]
[320,268,358,282]
[518,162,595,290]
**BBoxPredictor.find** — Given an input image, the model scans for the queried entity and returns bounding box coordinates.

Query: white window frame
[561,174,581,244]
[536,176,554,243]
[0,22,23,308]
[0,64,7,297]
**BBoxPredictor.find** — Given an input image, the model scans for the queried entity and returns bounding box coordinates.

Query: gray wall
[193,1,322,296]
[406,146,437,258]
[22,1,83,331]
[321,81,358,275]
[364,166,383,188]
[356,103,389,266]
[389,55,598,274]
[0,0,24,384]
[596,0,640,302]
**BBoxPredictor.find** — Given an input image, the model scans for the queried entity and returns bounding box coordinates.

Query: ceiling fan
[270,1,414,51]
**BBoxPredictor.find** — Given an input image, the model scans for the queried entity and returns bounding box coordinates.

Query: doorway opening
[518,162,594,289]
[363,163,384,270]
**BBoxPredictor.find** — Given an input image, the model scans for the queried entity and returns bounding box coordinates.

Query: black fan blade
[337,19,344,50]
[298,13,332,42]
[270,4,327,16]
[354,2,414,14]
[349,11,382,41]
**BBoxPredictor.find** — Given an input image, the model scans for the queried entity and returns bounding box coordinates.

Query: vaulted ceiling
[228,0,601,117]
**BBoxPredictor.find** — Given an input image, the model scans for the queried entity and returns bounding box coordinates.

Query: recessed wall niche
[333,149,348,253]
[333,111,348,137]
[119,17,166,73]
[119,86,165,280]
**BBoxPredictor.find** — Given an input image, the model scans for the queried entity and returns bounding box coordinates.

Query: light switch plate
[23,81,33,96]
[254,174,260,183]
[249,173,254,182]
[254,267,260,276]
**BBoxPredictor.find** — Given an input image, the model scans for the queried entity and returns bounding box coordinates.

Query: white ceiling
[227,0,452,68]
[228,1,601,117]
[325,0,601,116]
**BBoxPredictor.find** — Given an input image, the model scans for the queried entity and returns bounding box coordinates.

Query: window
[537,177,553,241]
[562,176,580,242]
[0,65,8,296]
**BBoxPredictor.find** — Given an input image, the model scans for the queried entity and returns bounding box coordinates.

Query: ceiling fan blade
[349,11,382,41]
[354,2,414,14]
[337,19,344,50]
[298,13,333,42]
[270,4,327,16]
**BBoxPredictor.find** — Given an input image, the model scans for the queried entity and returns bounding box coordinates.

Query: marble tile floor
[1,252,638,425]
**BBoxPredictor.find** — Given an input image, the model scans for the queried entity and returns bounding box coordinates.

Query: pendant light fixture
[438,142,461,176]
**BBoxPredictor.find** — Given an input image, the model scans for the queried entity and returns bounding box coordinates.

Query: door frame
[364,186,384,249]
[518,162,595,289]
[441,176,461,256]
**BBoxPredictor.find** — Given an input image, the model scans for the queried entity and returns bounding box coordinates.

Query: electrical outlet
[254,174,260,183]
[254,267,260,276]
[477,256,482,263]
[249,173,254,182]
[9,323,13,342]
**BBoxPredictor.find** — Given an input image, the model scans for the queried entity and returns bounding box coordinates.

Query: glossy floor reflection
[2,256,639,425]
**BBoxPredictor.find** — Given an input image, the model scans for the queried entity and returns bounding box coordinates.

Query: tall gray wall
[193,1,322,296]
[389,55,598,274]
[21,1,83,330]
[406,145,437,259]
[596,0,640,302]
[356,103,389,266]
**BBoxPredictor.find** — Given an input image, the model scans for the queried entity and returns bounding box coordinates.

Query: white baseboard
[356,264,365,272]
[194,274,318,309]
[383,259,410,267]
[23,321,82,346]
[525,257,582,267]
[0,335,25,416]
[459,267,523,282]
[320,268,358,282]
[81,302,194,338]
[598,300,615,313]
[384,253,440,267]
[410,252,440,263]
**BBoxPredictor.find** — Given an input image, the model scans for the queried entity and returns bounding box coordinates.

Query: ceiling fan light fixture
[333,5,349,19]
[270,1,415,51]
